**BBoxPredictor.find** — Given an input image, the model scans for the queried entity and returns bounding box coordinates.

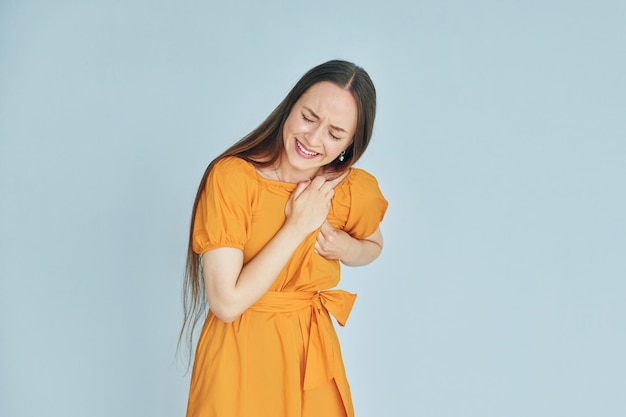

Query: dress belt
[249,290,357,391]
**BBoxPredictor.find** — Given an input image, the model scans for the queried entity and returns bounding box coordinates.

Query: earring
[339,151,345,162]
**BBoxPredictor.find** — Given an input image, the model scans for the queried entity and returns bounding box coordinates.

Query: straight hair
[178,59,377,364]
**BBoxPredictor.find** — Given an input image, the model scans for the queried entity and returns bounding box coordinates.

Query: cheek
[284,116,301,134]
[328,142,345,155]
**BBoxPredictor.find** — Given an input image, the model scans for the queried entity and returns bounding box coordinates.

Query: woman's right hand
[284,176,338,235]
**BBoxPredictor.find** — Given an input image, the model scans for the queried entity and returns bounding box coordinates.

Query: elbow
[207,294,244,324]
[341,242,382,267]
[213,311,240,324]
[210,304,242,324]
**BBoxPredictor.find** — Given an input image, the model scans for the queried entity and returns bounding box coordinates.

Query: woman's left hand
[316,223,384,266]
[315,221,352,261]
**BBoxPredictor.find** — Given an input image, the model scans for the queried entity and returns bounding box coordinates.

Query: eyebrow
[303,106,348,133]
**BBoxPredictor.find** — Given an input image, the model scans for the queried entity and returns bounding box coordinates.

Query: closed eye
[329,132,341,140]
[302,113,314,123]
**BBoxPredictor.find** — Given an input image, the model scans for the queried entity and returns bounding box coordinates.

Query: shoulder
[333,166,387,211]
[212,156,257,178]
[203,156,260,202]
[207,156,260,190]
[342,167,384,195]
[333,167,388,238]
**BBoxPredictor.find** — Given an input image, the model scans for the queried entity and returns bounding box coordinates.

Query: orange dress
[187,156,388,417]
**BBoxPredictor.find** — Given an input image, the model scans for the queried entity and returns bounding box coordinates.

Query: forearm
[340,235,383,267]
[234,226,307,306]
[206,225,308,322]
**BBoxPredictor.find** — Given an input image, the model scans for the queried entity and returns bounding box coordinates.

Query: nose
[305,124,323,146]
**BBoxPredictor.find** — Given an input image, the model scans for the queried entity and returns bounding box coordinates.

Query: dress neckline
[237,157,353,190]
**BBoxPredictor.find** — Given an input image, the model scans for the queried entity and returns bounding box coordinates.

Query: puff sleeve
[192,157,257,254]
[342,169,388,239]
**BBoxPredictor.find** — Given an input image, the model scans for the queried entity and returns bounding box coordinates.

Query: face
[281,81,358,178]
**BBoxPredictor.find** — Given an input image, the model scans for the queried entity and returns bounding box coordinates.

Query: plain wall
[1,1,624,416]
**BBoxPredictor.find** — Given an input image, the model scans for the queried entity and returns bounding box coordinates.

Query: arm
[202,177,337,323]
[315,221,384,267]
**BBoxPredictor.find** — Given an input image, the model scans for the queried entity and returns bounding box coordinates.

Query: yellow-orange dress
[187,156,388,417]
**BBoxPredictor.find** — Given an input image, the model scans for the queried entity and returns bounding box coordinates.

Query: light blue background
[1,1,625,416]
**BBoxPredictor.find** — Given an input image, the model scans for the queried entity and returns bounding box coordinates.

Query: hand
[315,220,353,261]
[284,176,338,235]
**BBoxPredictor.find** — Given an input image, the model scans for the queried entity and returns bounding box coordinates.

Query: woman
[180,60,388,417]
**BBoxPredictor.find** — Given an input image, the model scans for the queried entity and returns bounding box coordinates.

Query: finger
[320,220,334,235]
[290,179,311,200]
[309,176,327,190]
[319,179,340,196]
[320,224,335,245]
[315,183,334,200]
[317,226,329,243]
[325,174,346,189]
[322,171,349,190]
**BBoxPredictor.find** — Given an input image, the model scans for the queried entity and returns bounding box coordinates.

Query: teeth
[297,140,318,156]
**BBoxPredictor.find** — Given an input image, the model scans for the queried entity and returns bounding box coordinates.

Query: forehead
[297,82,358,127]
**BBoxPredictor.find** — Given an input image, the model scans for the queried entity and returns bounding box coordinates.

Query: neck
[274,163,320,184]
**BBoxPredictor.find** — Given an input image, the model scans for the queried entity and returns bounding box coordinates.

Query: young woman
[181,60,388,417]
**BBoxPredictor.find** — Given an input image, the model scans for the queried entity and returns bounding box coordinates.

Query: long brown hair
[178,59,377,363]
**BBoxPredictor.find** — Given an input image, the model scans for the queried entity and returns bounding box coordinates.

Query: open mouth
[295,139,320,158]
